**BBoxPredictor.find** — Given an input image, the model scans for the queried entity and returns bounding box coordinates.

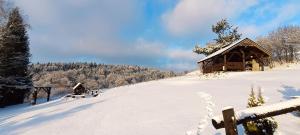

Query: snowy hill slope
[1,64,300,135]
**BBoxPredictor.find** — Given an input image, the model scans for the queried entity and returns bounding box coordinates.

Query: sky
[12,0,300,71]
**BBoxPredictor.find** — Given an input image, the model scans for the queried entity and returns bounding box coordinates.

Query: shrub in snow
[243,87,278,135]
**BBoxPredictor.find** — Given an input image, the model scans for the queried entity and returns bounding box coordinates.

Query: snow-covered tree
[28,62,177,96]
[247,86,259,108]
[256,25,300,63]
[193,42,223,56]
[193,19,241,56]
[243,87,278,135]
[212,19,241,45]
[257,87,265,105]
[0,7,32,87]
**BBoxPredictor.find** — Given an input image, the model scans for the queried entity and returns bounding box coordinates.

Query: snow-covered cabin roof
[197,38,271,63]
[73,83,83,90]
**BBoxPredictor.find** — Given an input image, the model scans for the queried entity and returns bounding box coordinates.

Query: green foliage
[212,19,242,45]
[0,7,31,106]
[247,86,259,108]
[243,86,278,135]
[257,87,265,105]
[0,7,32,87]
[193,19,241,56]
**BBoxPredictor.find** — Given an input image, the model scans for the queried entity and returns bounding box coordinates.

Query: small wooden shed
[197,38,271,73]
[73,83,86,95]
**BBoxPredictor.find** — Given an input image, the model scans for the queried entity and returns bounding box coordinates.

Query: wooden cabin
[73,83,86,95]
[197,38,271,73]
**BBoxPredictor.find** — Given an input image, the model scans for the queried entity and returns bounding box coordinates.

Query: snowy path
[1,64,300,135]
[186,92,215,135]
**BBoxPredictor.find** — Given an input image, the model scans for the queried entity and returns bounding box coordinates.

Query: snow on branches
[193,42,225,56]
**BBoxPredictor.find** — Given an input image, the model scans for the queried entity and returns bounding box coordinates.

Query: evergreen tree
[257,87,265,105]
[193,19,242,56]
[247,86,259,108]
[0,7,32,87]
[243,87,278,135]
[212,19,241,45]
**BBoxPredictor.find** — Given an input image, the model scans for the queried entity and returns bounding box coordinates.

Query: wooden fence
[212,98,300,135]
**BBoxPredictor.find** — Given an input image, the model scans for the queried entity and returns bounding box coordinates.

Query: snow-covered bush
[243,87,278,135]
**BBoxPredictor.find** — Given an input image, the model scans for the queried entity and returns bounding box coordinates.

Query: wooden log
[212,98,300,129]
[222,107,238,135]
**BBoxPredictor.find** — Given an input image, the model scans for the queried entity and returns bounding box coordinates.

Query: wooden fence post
[222,107,238,135]
[46,87,51,102]
[32,90,37,105]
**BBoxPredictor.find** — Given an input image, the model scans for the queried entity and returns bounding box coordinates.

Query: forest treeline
[29,63,177,96]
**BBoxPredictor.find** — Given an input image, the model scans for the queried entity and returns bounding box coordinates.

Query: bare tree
[257,25,300,63]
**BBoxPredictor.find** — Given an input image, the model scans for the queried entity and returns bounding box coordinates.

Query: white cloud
[165,48,203,71]
[72,38,166,61]
[13,0,149,63]
[238,2,300,38]
[167,49,198,61]
[239,25,260,38]
[14,0,59,25]
[162,0,257,36]
[11,0,300,72]
[165,62,197,71]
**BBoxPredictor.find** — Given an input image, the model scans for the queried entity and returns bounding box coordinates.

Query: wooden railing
[203,62,244,73]
[203,63,224,73]
[212,98,300,135]
[226,62,244,70]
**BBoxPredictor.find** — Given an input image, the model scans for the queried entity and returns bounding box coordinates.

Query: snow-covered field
[1,64,300,135]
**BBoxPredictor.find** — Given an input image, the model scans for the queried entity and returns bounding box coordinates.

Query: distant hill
[29,63,177,96]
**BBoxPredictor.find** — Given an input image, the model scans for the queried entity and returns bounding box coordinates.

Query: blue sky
[13,0,300,71]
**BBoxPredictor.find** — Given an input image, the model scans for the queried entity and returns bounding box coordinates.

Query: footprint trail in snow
[186,92,215,135]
